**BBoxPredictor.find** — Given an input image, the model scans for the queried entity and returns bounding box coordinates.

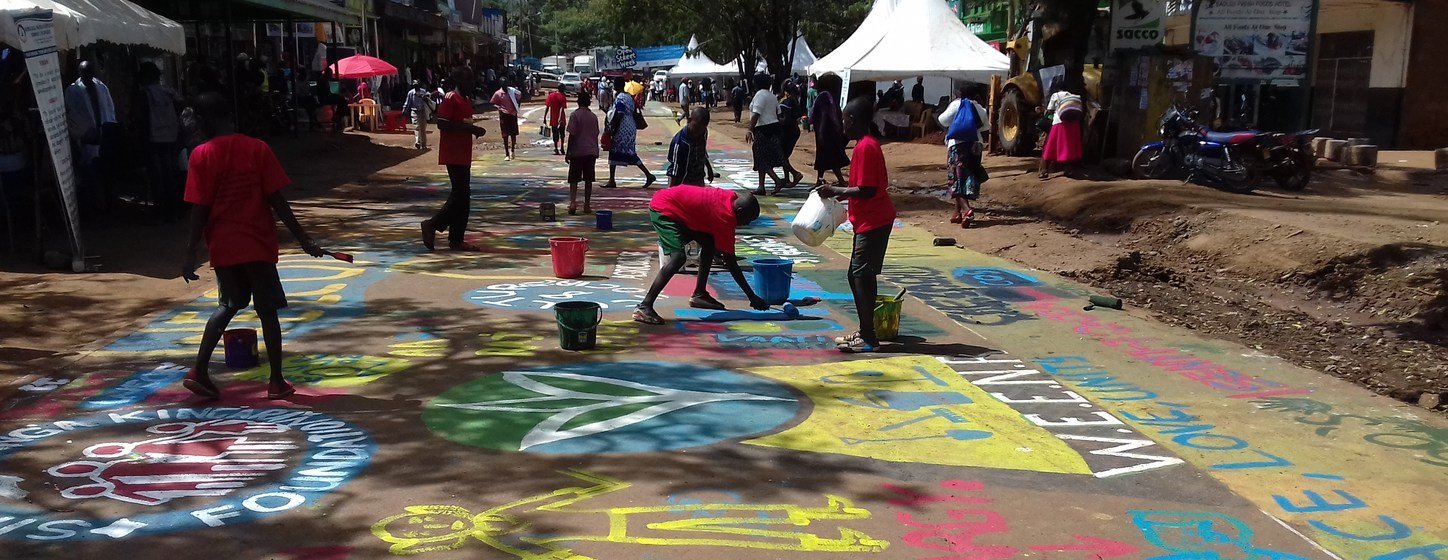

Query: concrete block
[1348,145,1378,167]
[1347,137,1371,147]
[1436,148,1448,171]
[1324,139,1349,162]
[1311,137,1330,158]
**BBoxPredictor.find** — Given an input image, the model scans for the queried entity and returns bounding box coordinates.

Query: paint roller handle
[893,286,907,301]
[329,252,355,263]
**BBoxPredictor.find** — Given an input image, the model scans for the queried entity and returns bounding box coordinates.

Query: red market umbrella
[335,55,398,79]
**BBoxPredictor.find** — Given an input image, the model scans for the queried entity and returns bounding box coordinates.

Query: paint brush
[893,286,907,301]
[328,252,354,263]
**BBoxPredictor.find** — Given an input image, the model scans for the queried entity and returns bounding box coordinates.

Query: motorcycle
[1256,129,1318,191]
[1132,105,1262,194]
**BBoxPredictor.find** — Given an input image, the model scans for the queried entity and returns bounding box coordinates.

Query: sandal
[183,369,220,400]
[420,221,436,251]
[267,380,296,400]
[961,208,974,228]
[632,306,665,325]
[838,337,880,354]
[601,182,619,189]
[950,211,962,224]
[689,294,727,311]
[643,174,658,189]
[834,331,862,345]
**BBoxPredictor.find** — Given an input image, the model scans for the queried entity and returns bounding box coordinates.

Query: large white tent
[809,0,1008,83]
[668,35,739,78]
[0,0,185,54]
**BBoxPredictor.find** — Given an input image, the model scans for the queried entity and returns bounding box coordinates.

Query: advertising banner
[1111,0,1164,50]
[1194,0,1314,82]
[2,8,85,270]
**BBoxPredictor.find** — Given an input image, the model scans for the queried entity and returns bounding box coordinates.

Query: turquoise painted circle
[423,361,799,454]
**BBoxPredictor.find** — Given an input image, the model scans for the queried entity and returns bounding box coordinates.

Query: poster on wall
[1,8,85,270]
[1193,0,1313,81]
[1111,0,1164,50]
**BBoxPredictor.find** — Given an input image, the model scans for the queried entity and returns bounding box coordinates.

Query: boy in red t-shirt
[817,96,896,353]
[422,67,488,252]
[179,93,330,399]
[633,186,768,325]
[545,86,569,155]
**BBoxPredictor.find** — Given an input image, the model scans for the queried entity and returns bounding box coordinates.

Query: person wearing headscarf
[602,76,658,189]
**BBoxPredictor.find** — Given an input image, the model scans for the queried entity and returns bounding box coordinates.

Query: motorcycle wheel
[1219,163,1258,194]
[1275,157,1313,191]
[1131,145,1172,179]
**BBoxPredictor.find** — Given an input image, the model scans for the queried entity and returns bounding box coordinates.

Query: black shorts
[568,156,597,183]
[499,113,519,136]
[848,226,891,278]
[215,261,287,311]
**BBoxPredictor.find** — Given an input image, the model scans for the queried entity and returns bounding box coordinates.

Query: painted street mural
[0,114,1442,559]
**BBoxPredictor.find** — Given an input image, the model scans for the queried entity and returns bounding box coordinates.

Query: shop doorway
[1311,31,1372,138]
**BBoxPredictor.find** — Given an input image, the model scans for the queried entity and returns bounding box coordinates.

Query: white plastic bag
[792,191,845,247]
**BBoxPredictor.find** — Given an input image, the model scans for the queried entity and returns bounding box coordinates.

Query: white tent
[668,35,740,79]
[786,34,817,76]
[809,0,1007,83]
[0,0,185,54]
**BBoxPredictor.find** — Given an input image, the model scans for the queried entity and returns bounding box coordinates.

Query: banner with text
[1111,0,1164,51]
[1194,0,1314,82]
[2,8,85,269]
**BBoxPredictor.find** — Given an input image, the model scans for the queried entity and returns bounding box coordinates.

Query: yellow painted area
[389,338,448,358]
[745,356,1091,474]
[371,470,886,558]
[234,354,411,387]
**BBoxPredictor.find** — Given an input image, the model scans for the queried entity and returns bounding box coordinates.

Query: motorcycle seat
[1204,130,1260,145]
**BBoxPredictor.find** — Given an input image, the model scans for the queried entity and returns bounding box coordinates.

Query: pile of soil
[892,161,1448,410]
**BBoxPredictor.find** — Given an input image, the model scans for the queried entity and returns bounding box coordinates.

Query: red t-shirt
[649,185,739,254]
[545,91,568,127]
[183,134,288,268]
[846,135,896,234]
[436,91,474,166]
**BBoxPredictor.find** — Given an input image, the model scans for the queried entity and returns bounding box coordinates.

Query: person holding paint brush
[633,186,768,325]
[178,92,332,400]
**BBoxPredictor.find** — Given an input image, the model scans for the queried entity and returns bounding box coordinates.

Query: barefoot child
[666,107,716,187]
[816,96,895,353]
[565,92,599,215]
[633,186,767,325]
[179,92,328,399]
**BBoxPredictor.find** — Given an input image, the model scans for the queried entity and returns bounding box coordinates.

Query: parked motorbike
[1256,129,1318,191]
[1132,105,1261,194]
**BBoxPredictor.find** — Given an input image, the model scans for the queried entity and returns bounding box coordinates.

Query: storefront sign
[1193,0,1314,81]
[1111,0,1163,50]
[2,9,84,271]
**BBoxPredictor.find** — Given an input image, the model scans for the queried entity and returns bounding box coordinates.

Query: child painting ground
[179,92,329,400]
[634,186,767,325]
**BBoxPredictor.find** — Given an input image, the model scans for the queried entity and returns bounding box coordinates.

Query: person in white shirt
[937,86,989,227]
[402,81,436,150]
[1039,77,1084,179]
[65,61,116,214]
[747,74,802,196]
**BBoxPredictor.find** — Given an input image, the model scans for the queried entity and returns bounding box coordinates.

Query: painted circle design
[465,279,655,311]
[422,361,800,454]
[0,407,373,542]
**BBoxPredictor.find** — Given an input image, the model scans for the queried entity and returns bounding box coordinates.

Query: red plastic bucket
[549,237,589,279]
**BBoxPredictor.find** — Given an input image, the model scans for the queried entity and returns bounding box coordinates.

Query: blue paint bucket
[750,258,794,305]
[595,210,613,230]
[223,328,259,369]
